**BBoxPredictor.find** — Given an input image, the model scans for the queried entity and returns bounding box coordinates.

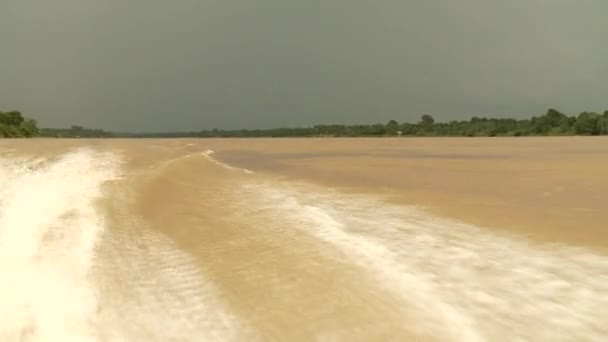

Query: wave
[235,181,608,341]
[92,189,245,341]
[2,143,606,340]
[202,150,254,174]
[0,149,120,342]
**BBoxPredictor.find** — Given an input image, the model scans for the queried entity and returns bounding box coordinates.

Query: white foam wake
[0,149,120,342]
[202,150,254,174]
[239,181,608,341]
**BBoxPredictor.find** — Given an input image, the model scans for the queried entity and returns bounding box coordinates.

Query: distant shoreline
[32,135,608,139]
[3,108,608,138]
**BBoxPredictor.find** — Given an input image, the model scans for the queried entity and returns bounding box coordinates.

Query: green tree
[597,116,608,135]
[574,112,600,135]
[386,120,399,134]
[20,119,39,137]
[0,110,40,137]
[420,115,435,125]
[0,111,25,126]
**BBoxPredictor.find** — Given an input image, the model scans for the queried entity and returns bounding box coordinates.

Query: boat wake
[202,150,254,174]
[235,181,608,340]
[1,144,606,341]
[0,149,119,341]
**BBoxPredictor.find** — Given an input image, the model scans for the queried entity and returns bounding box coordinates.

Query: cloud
[1,0,606,131]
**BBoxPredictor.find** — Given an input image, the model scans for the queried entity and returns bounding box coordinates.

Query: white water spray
[0,149,119,341]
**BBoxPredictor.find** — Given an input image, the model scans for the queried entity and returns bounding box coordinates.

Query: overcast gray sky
[2,0,607,131]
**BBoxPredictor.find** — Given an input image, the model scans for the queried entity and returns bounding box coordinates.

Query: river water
[1,138,607,341]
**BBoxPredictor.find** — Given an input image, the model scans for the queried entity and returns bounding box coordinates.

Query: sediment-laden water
[1,139,607,341]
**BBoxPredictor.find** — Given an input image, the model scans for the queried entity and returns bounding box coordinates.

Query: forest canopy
[0,111,40,137]
[2,108,608,138]
[121,109,608,138]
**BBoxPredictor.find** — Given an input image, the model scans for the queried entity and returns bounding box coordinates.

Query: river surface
[1,138,607,341]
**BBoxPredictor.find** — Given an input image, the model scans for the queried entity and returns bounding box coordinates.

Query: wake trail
[93,184,246,341]
[240,181,608,341]
[0,148,245,341]
[202,150,254,174]
[0,149,120,342]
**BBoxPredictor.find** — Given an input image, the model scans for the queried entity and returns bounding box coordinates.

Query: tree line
[39,125,114,138]
[2,108,608,138]
[0,111,40,137]
[122,109,608,138]
[0,111,113,138]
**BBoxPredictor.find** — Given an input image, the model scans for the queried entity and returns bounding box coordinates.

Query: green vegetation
[3,108,608,138]
[39,126,113,138]
[0,110,111,138]
[0,111,40,137]
[120,108,608,138]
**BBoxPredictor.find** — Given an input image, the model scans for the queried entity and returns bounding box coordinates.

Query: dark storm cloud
[1,0,607,131]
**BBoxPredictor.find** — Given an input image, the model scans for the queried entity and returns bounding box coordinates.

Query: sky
[1,0,607,132]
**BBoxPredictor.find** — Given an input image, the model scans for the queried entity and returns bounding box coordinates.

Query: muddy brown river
[1,137,607,341]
